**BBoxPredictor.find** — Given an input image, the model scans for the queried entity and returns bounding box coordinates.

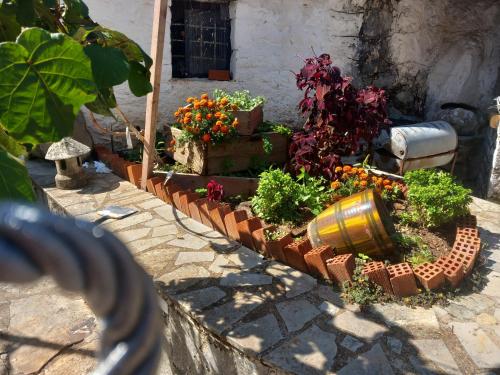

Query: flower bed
[96,143,484,308]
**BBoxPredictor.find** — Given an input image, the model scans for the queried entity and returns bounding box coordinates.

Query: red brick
[147,177,163,194]
[284,238,313,274]
[197,199,218,229]
[326,254,355,286]
[237,217,262,250]
[447,248,476,276]
[224,210,248,241]
[252,225,276,255]
[179,192,200,216]
[266,232,293,263]
[362,261,393,294]
[456,226,479,239]
[304,246,335,280]
[126,163,142,188]
[457,215,477,228]
[209,203,232,235]
[386,262,418,297]
[434,257,464,288]
[413,262,445,290]
[453,234,481,260]
[154,182,168,202]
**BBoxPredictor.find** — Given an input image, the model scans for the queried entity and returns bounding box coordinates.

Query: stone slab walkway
[1,160,500,374]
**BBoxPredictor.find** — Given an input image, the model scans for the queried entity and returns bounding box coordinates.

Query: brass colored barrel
[307,189,395,258]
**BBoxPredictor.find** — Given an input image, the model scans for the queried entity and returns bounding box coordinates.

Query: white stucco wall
[84,0,365,139]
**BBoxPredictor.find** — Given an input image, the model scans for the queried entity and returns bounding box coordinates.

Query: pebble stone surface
[1,160,500,374]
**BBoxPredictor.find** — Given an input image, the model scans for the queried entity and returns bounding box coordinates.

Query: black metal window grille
[171,0,232,78]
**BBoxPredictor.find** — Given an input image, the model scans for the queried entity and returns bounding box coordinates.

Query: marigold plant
[330,165,403,202]
[173,93,239,145]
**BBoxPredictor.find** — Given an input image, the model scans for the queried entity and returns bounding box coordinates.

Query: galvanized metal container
[374,121,458,174]
[307,189,395,258]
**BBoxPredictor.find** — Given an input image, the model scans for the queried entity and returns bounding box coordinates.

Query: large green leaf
[0,27,97,145]
[85,87,117,116]
[84,45,130,89]
[0,2,21,42]
[128,60,152,97]
[62,0,89,23]
[0,149,35,201]
[0,126,26,156]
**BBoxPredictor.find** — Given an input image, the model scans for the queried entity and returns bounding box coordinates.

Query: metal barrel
[307,189,395,258]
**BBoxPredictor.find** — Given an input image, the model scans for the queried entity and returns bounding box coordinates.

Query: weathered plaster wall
[84,0,365,140]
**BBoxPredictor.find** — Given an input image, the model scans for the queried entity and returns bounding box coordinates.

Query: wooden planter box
[234,105,263,136]
[165,127,288,175]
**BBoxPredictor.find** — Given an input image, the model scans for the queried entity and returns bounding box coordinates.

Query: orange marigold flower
[208,101,215,108]
[195,114,203,122]
[353,181,360,187]
[206,113,213,120]
[220,114,228,121]
[221,125,229,134]
[343,165,352,173]
[341,173,349,180]
[372,176,378,183]
[174,111,180,117]
[220,97,229,105]
[215,112,222,119]
[384,184,393,191]
[201,93,209,100]
[216,120,223,127]
[331,181,341,190]
[360,181,368,188]
[202,133,211,143]
[335,166,343,173]
[183,117,191,124]
[185,112,192,118]
[232,119,239,127]
[212,125,220,132]
[200,99,207,106]
[360,173,369,180]
[193,102,201,109]
[383,179,391,186]
[186,97,194,103]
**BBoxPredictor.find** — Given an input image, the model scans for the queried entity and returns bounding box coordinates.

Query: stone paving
[1,160,500,374]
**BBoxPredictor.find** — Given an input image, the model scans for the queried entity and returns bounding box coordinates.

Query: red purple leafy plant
[207,180,224,202]
[289,53,391,179]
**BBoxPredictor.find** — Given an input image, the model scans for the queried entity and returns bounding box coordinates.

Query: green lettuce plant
[401,169,472,228]
[213,89,265,111]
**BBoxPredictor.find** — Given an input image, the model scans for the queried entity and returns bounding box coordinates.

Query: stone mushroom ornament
[45,137,90,189]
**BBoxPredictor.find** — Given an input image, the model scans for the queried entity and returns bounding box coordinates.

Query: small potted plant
[213,89,265,136]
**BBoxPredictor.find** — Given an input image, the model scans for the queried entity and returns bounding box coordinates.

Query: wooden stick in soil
[141,0,168,190]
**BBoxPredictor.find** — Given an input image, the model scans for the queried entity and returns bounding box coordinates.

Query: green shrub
[402,169,472,228]
[251,168,330,224]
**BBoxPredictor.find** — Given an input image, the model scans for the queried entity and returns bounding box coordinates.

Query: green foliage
[0,150,35,201]
[0,28,97,145]
[262,136,273,155]
[264,227,288,242]
[258,121,293,137]
[195,188,207,198]
[213,89,265,111]
[341,255,386,306]
[403,169,472,228]
[251,168,330,224]
[0,0,152,201]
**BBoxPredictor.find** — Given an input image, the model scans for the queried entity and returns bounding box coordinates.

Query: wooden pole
[141,0,168,190]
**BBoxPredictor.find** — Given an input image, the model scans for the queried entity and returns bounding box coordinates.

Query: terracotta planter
[233,105,263,136]
[208,69,231,81]
[154,181,168,202]
[265,233,293,262]
[224,210,248,241]
[283,238,313,274]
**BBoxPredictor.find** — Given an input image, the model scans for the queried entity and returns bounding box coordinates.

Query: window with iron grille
[171,0,232,78]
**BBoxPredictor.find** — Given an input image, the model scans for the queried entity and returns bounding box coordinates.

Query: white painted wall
[84,0,365,142]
